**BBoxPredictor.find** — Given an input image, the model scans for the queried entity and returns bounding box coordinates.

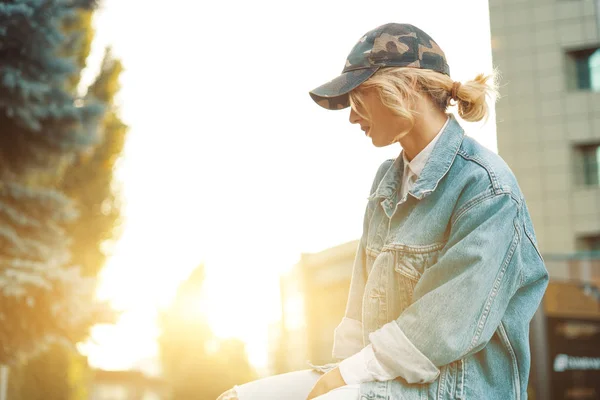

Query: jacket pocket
[384,243,446,318]
[365,245,381,270]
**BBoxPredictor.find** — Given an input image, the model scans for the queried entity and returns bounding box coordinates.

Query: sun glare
[83,0,495,376]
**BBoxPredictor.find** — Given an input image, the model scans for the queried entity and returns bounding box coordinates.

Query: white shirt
[338,116,450,385]
[399,117,450,200]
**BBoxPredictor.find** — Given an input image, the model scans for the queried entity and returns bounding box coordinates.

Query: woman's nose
[349,108,360,125]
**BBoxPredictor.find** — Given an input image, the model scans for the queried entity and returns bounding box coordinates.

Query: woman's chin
[370,137,391,148]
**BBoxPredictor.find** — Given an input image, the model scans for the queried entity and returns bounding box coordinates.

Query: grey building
[274,240,358,374]
[489,0,600,254]
[489,1,600,399]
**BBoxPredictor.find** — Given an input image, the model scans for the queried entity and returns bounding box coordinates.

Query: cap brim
[309,67,379,110]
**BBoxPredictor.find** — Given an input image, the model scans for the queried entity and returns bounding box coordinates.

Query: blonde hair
[349,67,498,141]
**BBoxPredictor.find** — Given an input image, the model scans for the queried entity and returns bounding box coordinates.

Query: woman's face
[349,87,411,147]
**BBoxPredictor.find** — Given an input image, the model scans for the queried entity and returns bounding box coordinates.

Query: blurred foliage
[0,0,127,399]
[0,0,103,176]
[7,344,90,400]
[61,48,127,279]
[159,265,256,400]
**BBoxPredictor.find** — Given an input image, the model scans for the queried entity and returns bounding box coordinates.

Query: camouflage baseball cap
[309,23,450,110]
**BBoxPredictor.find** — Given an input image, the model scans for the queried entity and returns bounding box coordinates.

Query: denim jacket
[321,116,548,400]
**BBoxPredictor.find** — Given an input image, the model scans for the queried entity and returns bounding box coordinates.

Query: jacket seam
[456,151,522,204]
[519,269,525,287]
[454,191,520,227]
[394,266,421,282]
[382,241,446,254]
[524,225,544,263]
[365,246,381,259]
[456,150,501,192]
[459,358,465,399]
[452,190,495,225]
[498,322,521,400]
[466,215,520,354]
[436,364,447,400]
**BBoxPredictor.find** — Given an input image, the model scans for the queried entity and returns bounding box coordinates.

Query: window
[574,143,600,186]
[566,47,600,91]
[576,235,600,254]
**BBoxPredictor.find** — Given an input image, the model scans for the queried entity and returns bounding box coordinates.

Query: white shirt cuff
[368,321,440,384]
[338,344,397,384]
[338,346,371,384]
[332,317,363,360]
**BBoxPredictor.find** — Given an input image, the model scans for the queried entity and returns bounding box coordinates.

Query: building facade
[89,369,166,400]
[274,240,358,374]
[489,0,600,254]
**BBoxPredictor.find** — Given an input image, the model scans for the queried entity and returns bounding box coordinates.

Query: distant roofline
[297,243,600,265]
[92,369,166,390]
[544,252,600,261]
[298,239,359,267]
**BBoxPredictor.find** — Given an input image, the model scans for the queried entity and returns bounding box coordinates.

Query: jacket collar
[370,114,465,202]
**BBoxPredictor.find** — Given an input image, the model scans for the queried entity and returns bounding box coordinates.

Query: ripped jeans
[216,370,360,400]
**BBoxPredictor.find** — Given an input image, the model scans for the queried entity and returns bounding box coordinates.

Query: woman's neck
[400,104,449,161]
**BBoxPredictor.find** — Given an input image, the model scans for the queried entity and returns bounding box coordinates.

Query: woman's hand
[306,367,346,400]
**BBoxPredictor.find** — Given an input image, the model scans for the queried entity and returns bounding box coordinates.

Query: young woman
[218,22,548,400]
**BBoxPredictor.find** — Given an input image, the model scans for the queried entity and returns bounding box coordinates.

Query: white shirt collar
[402,116,450,179]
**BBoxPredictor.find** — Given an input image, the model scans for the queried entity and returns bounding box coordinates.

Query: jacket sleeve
[366,192,529,383]
[332,159,394,360]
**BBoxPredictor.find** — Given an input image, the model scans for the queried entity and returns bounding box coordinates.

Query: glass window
[582,145,600,186]
[591,50,600,90]
[575,143,600,187]
[583,235,600,252]
[576,235,600,259]
[567,48,600,91]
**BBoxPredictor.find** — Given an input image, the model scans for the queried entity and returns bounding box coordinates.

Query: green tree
[159,265,256,400]
[61,48,128,279]
[2,3,129,399]
[6,345,90,400]
[0,0,111,367]
[7,53,128,400]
